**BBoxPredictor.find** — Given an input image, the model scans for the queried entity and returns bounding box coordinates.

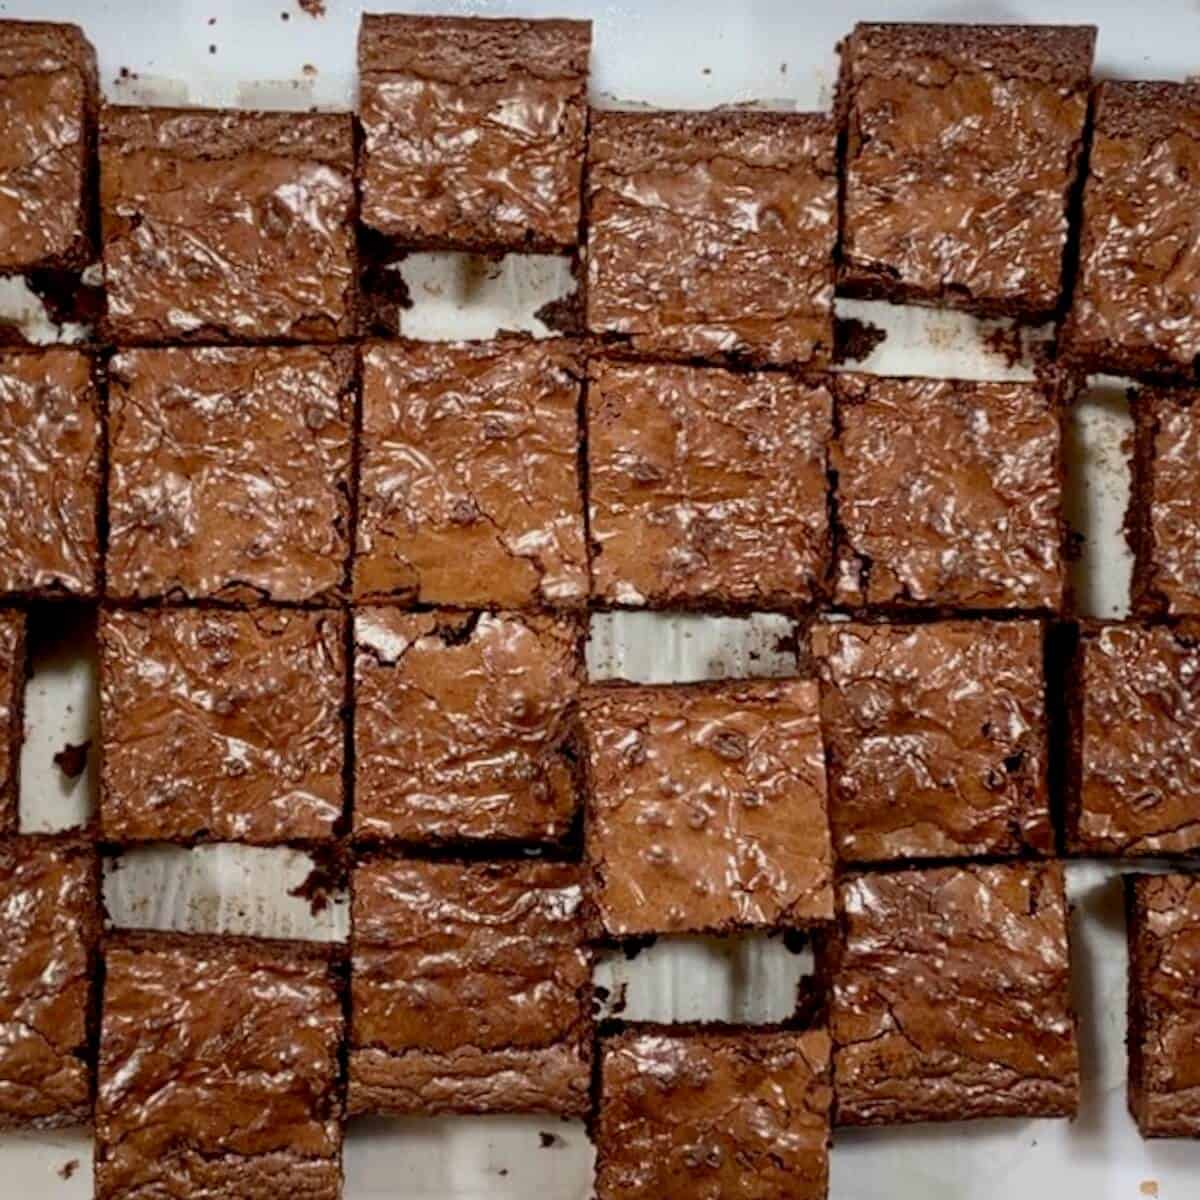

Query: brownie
[582,679,833,937]
[587,359,833,611]
[833,374,1067,613]
[0,611,24,835]
[0,836,99,1129]
[358,14,589,252]
[353,609,583,844]
[821,862,1079,1126]
[96,932,343,1200]
[106,346,353,604]
[1126,874,1200,1138]
[585,109,836,368]
[837,23,1095,319]
[355,337,587,609]
[99,106,356,343]
[813,620,1052,864]
[595,1024,832,1200]
[0,21,97,274]
[349,857,592,1117]
[100,607,345,844]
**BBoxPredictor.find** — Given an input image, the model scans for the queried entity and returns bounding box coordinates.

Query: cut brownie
[587,359,833,611]
[355,337,587,609]
[100,107,356,343]
[582,679,833,937]
[349,857,592,1116]
[585,109,836,368]
[837,23,1095,318]
[106,346,353,604]
[596,1024,832,1200]
[100,607,345,844]
[822,862,1079,1126]
[0,836,98,1129]
[813,620,1052,864]
[354,609,583,845]
[358,14,590,252]
[96,933,343,1200]
[833,374,1067,613]
[0,20,98,274]
[0,611,24,835]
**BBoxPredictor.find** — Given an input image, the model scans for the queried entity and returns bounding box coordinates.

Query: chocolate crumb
[287,842,350,916]
[53,740,90,780]
[1066,528,1086,562]
[208,44,216,54]
[539,1131,561,1149]
[298,0,326,16]
[834,316,888,364]
[782,928,809,955]
[610,981,629,1016]
[57,1160,79,1181]
[983,322,1025,369]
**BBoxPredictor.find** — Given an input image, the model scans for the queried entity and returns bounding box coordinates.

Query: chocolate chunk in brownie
[0,611,24,835]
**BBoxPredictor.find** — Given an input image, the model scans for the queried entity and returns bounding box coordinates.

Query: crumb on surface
[57,1160,79,1181]
[834,316,888,364]
[53,740,90,780]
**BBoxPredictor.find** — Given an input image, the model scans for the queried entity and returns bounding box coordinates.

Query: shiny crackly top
[355,338,587,608]
[839,23,1094,316]
[100,107,356,343]
[0,838,95,1127]
[0,350,100,598]
[359,14,589,250]
[583,679,833,936]
[0,612,20,834]
[586,109,836,368]
[588,360,832,610]
[813,620,1051,863]
[828,863,1078,1125]
[354,609,582,843]
[100,608,345,844]
[834,375,1065,612]
[106,346,353,603]
[597,1029,831,1200]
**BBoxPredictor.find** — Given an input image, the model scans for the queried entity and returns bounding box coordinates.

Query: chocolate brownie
[0,611,24,835]
[0,836,99,1129]
[106,346,353,604]
[100,106,356,343]
[813,620,1052,864]
[587,359,833,611]
[0,21,97,274]
[595,1024,832,1200]
[354,609,583,844]
[582,679,833,937]
[833,374,1067,613]
[96,932,343,1200]
[585,109,836,368]
[100,607,345,844]
[349,857,592,1117]
[355,337,587,609]
[1126,873,1200,1138]
[837,23,1095,318]
[358,14,589,252]
[821,862,1079,1126]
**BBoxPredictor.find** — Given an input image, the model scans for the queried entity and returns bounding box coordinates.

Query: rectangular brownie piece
[837,23,1094,318]
[587,359,833,612]
[349,857,592,1117]
[99,106,356,343]
[821,862,1079,1126]
[96,932,343,1200]
[358,14,589,252]
[0,611,24,834]
[585,109,836,368]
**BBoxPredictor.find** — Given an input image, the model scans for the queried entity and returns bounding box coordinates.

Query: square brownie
[0,836,99,1129]
[0,348,100,599]
[354,609,583,845]
[582,679,833,937]
[596,1024,832,1200]
[0,20,98,274]
[833,374,1067,613]
[349,857,592,1117]
[96,932,343,1200]
[813,619,1053,864]
[358,14,589,252]
[587,359,833,611]
[355,337,587,609]
[837,23,1094,318]
[100,607,346,845]
[821,862,1079,1126]
[100,106,356,343]
[1126,873,1200,1138]
[107,346,353,604]
[585,109,836,368]
[0,611,24,835]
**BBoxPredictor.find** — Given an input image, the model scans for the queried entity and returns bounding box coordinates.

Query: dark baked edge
[1125,872,1152,1136]
[103,928,347,971]
[0,612,25,834]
